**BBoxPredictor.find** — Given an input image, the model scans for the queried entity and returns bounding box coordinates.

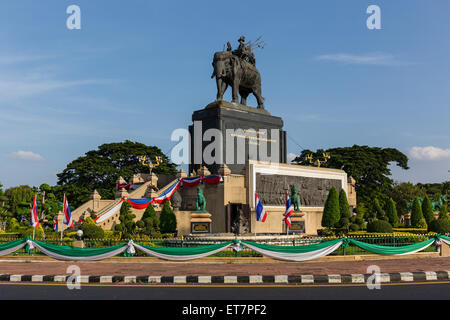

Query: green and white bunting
[0,238,28,256]
[29,240,132,261]
[436,234,450,246]
[132,241,233,261]
[0,235,446,261]
[348,238,435,255]
[240,239,344,261]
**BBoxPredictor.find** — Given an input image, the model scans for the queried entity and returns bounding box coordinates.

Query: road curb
[2,271,450,285]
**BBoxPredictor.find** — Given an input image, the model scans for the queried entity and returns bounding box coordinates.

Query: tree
[429,204,450,234]
[141,204,160,232]
[80,217,105,239]
[336,189,351,231]
[374,198,388,222]
[438,204,449,220]
[385,198,399,227]
[4,185,35,219]
[293,145,409,207]
[115,202,136,239]
[159,201,177,234]
[421,195,435,227]
[339,189,351,219]
[321,187,340,228]
[389,182,426,216]
[56,140,178,208]
[410,197,427,228]
[0,182,11,231]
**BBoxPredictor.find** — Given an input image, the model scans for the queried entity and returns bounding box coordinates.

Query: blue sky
[1,0,450,188]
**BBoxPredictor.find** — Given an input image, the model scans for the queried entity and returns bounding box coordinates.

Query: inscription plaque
[191,222,211,234]
[289,221,305,233]
[255,173,342,207]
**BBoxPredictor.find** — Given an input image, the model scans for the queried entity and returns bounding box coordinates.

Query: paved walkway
[1,256,449,276]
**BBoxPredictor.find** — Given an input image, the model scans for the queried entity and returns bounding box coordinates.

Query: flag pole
[61,194,65,243]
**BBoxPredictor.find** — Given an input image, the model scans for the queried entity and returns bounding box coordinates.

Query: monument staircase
[70,176,180,230]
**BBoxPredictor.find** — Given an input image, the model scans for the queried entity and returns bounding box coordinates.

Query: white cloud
[9,151,44,162]
[409,146,450,161]
[316,53,407,66]
[287,152,297,163]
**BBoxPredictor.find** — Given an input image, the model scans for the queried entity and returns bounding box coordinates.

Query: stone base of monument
[190,212,212,234]
[289,211,306,233]
[189,100,287,175]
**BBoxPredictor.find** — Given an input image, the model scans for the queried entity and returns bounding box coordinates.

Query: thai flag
[255,193,267,222]
[63,195,73,227]
[30,195,39,228]
[284,192,293,228]
[53,219,58,232]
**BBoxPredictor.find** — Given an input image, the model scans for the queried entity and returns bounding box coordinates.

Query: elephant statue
[211,50,265,109]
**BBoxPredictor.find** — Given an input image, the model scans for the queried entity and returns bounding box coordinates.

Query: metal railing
[0,234,439,258]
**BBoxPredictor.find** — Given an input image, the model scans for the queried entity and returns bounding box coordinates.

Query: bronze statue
[195,187,207,212]
[211,36,265,109]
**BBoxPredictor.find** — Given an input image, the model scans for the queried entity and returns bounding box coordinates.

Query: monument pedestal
[190,211,212,234]
[189,101,287,174]
[290,211,306,233]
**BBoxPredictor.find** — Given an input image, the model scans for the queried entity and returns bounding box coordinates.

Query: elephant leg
[253,87,265,109]
[216,78,224,101]
[240,91,249,106]
[232,79,240,103]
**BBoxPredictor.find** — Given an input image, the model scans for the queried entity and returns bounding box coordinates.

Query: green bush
[392,227,427,234]
[366,220,393,233]
[411,197,425,227]
[317,228,335,237]
[374,198,388,222]
[159,201,177,234]
[80,223,104,239]
[339,189,351,219]
[142,204,159,231]
[429,219,450,234]
[415,218,428,229]
[322,186,340,228]
[386,198,399,227]
[421,196,435,226]
[103,230,122,239]
[349,224,360,231]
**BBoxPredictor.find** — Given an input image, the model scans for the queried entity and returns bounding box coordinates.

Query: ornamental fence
[0,234,439,258]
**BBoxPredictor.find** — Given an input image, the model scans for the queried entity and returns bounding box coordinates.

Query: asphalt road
[0,282,449,300]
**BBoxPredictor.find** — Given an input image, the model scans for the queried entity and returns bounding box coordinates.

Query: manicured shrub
[429,204,450,234]
[385,198,399,227]
[421,196,435,226]
[321,186,340,228]
[438,204,449,220]
[142,204,159,231]
[366,220,393,233]
[429,219,450,234]
[115,202,136,238]
[80,223,104,239]
[349,223,360,231]
[374,198,388,222]
[159,201,177,234]
[317,228,335,237]
[410,197,425,228]
[339,189,351,219]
